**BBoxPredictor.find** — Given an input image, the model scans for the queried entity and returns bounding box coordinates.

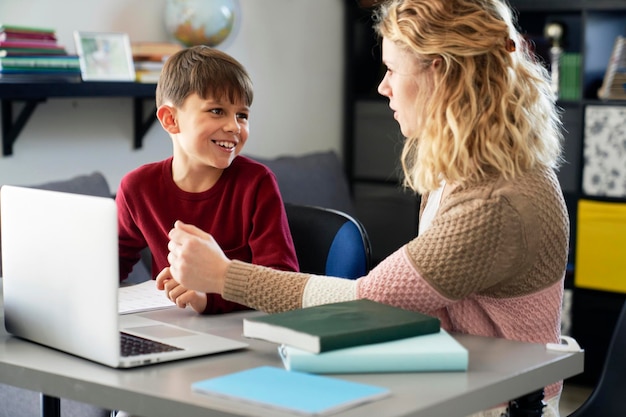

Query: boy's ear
[156,105,179,134]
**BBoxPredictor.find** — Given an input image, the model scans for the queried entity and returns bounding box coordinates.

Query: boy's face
[170,93,250,170]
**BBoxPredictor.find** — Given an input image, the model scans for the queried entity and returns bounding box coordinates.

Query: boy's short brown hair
[156,45,253,108]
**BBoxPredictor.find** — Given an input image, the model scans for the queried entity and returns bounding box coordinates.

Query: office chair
[284,203,372,279]
[568,299,626,416]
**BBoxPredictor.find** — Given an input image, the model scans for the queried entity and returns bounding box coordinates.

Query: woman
[158,1,568,415]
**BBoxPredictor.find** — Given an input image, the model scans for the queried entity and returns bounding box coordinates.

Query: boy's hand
[156,267,207,313]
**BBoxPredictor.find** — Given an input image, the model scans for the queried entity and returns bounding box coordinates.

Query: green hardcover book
[0,24,56,35]
[243,299,441,353]
[0,47,66,57]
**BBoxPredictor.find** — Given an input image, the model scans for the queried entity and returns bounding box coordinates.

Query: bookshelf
[344,0,626,386]
[509,0,626,387]
[0,81,157,156]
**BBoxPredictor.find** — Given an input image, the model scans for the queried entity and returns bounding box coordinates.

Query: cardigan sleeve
[223,260,309,313]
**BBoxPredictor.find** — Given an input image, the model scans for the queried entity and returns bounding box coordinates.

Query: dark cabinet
[344,2,419,265]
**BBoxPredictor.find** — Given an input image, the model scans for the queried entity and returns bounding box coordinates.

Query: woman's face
[377,38,433,138]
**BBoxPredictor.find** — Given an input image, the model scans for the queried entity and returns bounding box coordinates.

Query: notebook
[191,366,391,416]
[119,279,177,314]
[0,185,248,368]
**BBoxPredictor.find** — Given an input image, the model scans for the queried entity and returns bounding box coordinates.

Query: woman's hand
[158,220,231,295]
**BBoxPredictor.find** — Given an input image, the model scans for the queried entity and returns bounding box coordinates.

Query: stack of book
[131,42,183,83]
[243,299,469,373]
[598,35,626,100]
[0,24,80,82]
[189,300,465,416]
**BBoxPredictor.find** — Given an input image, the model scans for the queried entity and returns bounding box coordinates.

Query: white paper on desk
[118,280,176,314]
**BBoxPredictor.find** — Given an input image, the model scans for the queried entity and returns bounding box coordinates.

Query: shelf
[512,0,626,12]
[0,81,158,156]
[507,0,626,389]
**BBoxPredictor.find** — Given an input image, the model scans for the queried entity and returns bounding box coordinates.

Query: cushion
[248,151,355,215]
[29,171,112,197]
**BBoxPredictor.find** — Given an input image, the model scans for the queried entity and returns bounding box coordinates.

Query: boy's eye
[237,112,249,120]
[209,108,224,115]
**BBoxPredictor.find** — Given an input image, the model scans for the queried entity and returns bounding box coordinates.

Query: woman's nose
[377,76,390,97]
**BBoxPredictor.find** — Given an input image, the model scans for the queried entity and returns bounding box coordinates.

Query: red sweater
[116,155,299,314]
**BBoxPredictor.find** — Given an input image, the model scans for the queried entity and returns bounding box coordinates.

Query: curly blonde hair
[374,0,563,194]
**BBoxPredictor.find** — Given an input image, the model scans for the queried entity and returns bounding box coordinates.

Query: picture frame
[73,31,135,82]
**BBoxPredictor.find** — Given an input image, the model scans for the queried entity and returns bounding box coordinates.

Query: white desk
[0,299,583,417]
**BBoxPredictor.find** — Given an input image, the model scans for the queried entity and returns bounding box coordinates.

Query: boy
[116,45,299,314]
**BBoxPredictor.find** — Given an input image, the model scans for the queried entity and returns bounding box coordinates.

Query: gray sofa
[0,150,355,417]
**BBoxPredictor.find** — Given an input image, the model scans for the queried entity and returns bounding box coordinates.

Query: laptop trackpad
[128,324,196,339]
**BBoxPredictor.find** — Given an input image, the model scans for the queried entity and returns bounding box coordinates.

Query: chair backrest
[568,299,626,416]
[284,203,372,279]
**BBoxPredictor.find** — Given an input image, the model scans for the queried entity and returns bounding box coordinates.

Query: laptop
[0,185,248,368]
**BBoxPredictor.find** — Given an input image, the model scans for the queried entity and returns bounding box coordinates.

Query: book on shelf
[131,42,179,83]
[242,299,441,353]
[191,366,391,416]
[559,52,581,101]
[0,39,60,48]
[598,35,626,100]
[131,41,183,62]
[0,68,80,75]
[0,30,56,42]
[0,72,81,83]
[0,24,56,38]
[0,46,67,56]
[0,24,70,58]
[0,55,80,70]
[134,69,161,83]
[134,60,166,71]
[133,60,164,83]
[279,329,468,374]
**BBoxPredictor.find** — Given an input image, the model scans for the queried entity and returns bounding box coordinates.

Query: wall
[0,0,345,193]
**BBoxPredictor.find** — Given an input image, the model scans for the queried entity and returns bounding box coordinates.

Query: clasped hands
[155,220,231,313]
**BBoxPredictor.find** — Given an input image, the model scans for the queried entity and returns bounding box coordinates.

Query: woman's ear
[157,104,179,134]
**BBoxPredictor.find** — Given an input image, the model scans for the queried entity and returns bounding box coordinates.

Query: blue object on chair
[284,203,372,279]
[568,299,626,416]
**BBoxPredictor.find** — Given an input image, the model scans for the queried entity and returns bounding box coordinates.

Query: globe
[164,0,239,48]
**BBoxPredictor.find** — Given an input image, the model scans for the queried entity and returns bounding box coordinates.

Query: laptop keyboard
[120,332,183,357]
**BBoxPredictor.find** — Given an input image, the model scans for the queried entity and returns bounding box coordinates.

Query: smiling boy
[116,46,299,314]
